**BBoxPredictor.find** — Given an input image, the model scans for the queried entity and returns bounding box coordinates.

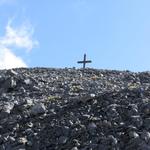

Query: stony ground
[0,68,150,150]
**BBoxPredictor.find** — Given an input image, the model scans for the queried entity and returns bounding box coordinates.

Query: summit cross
[77,54,92,69]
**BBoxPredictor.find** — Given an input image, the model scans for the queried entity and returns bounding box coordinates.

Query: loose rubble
[0,68,150,149]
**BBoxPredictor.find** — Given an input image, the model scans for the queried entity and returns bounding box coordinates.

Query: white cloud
[0,47,27,69]
[0,20,38,69]
[0,21,38,52]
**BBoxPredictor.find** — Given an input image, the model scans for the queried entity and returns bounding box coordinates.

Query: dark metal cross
[77,54,92,69]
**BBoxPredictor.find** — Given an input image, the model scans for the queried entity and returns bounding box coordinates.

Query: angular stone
[17,137,27,145]
[24,79,32,85]
[3,77,17,92]
[108,135,118,146]
[0,102,14,119]
[71,147,78,150]
[31,103,46,115]
[130,115,143,128]
[62,126,70,136]
[141,131,150,143]
[143,104,150,115]
[129,131,139,139]
[58,136,68,144]
[144,118,150,130]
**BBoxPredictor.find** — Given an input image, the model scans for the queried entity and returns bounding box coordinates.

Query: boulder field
[0,68,150,150]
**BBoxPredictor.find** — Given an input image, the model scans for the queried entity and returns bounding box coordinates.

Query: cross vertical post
[83,54,86,69]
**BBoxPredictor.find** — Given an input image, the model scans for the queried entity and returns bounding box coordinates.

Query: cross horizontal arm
[77,60,92,63]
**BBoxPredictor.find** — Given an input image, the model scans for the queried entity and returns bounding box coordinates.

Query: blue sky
[0,0,150,71]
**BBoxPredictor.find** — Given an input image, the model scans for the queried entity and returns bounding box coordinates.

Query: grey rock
[24,78,32,85]
[138,144,150,150]
[25,128,34,136]
[0,102,14,118]
[8,136,15,143]
[88,122,97,129]
[30,103,46,115]
[71,147,78,150]
[27,140,33,146]
[17,137,27,145]
[130,115,143,128]
[2,77,17,92]
[129,131,139,138]
[58,136,68,144]
[62,126,70,136]
[128,104,139,115]
[0,135,3,144]
[88,122,97,135]
[144,118,150,130]
[108,135,118,146]
[7,69,18,76]
[143,103,150,115]
[13,145,26,150]
[141,131,150,143]
[73,139,80,146]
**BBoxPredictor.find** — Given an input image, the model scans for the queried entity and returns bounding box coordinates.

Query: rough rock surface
[0,68,150,150]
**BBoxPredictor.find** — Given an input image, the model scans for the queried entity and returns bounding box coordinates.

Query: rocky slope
[0,68,150,150]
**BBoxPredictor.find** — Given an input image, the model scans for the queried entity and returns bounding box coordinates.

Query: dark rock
[62,126,70,136]
[144,118,150,130]
[142,103,150,115]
